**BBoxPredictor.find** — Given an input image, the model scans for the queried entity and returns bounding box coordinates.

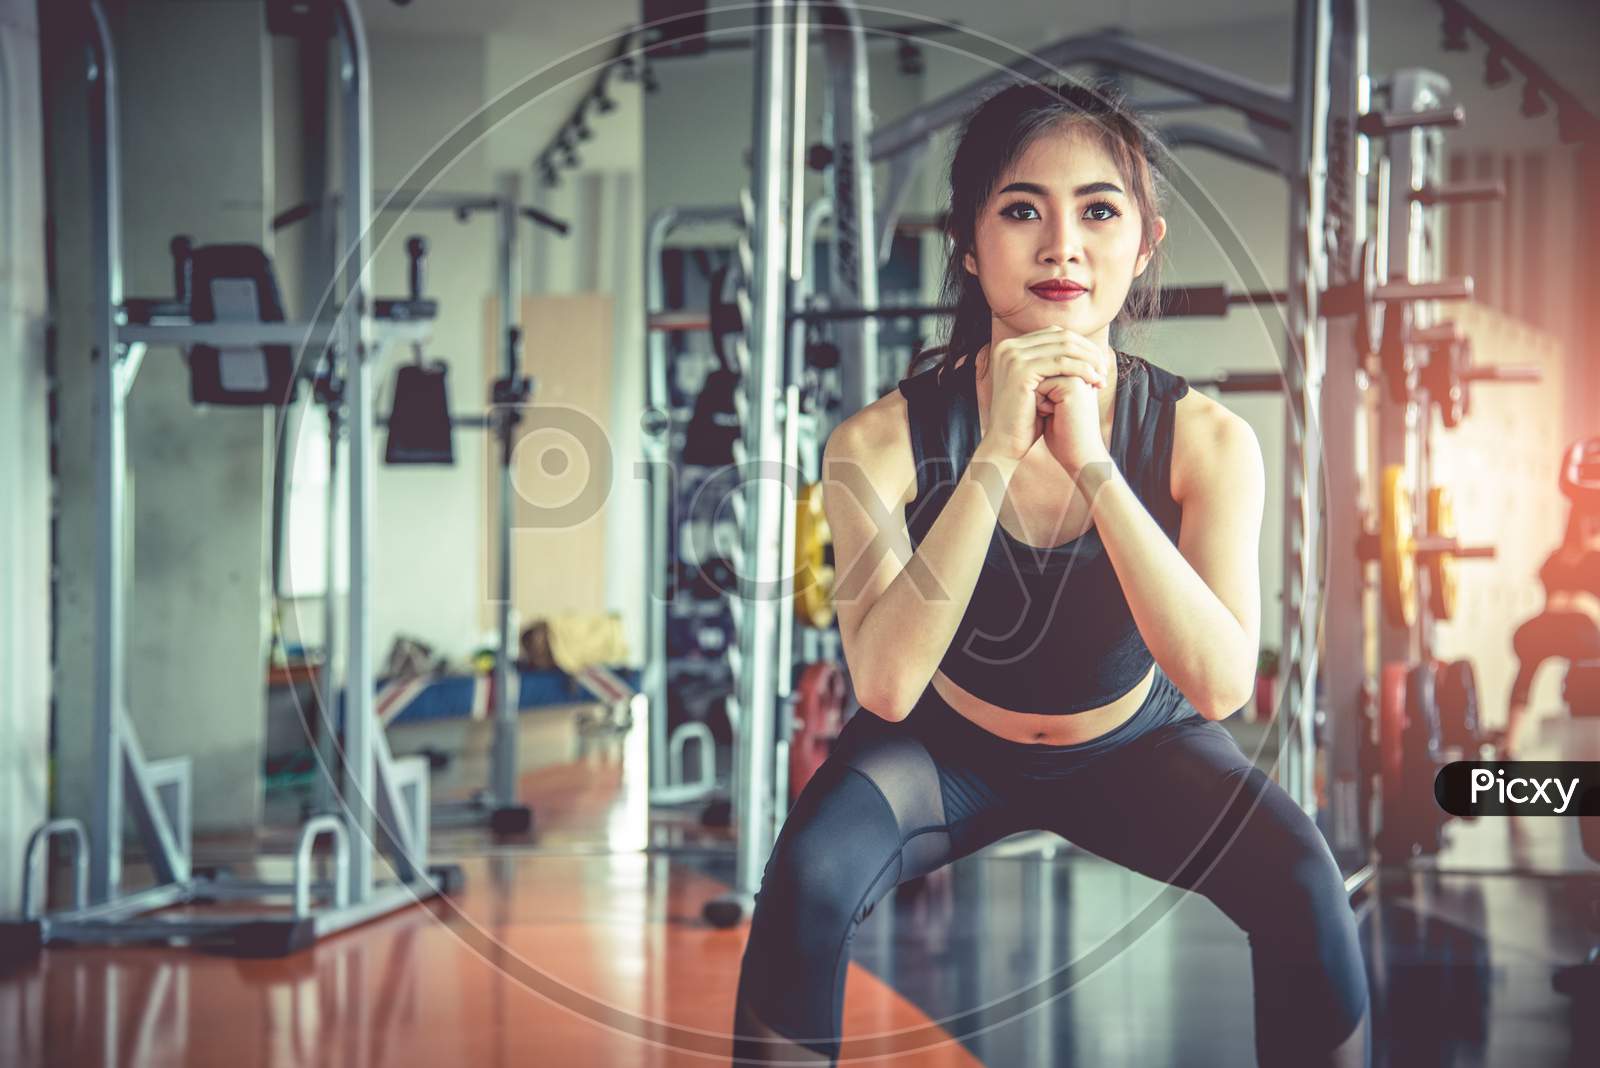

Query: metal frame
[708,0,800,920]
[367,175,538,835]
[640,193,845,815]
[778,5,1329,831]
[2,0,452,958]
[702,0,1380,890]
[642,204,741,808]
[651,0,1494,901]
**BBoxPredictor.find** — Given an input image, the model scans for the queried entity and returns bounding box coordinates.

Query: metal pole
[817,0,879,412]
[317,396,342,819]
[798,196,834,668]
[490,170,521,809]
[1385,69,1453,667]
[641,208,677,795]
[770,2,811,843]
[726,0,791,908]
[1277,0,1332,818]
[335,0,377,903]
[86,0,124,904]
[1319,0,1372,861]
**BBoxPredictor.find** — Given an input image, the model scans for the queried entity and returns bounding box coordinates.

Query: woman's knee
[757,767,903,931]
[1270,846,1357,942]
[1208,774,1354,940]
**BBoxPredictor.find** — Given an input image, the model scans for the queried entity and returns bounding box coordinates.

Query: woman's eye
[1000,200,1121,222]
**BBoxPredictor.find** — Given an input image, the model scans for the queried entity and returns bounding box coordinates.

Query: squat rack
[3,0,456,958]
[694,0,1518,925]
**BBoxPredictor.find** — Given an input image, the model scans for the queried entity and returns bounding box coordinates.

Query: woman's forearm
[851,443,1019,719]
[1081,462,1256,718]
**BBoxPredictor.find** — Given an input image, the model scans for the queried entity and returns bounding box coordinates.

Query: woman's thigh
[1515,611,1600,661]
[781,707,1034,885]
[1031,716,1340,912]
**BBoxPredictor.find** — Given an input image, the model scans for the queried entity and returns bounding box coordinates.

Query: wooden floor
[0,849,987,1067]
[2,709,983,1067]
[6,711,1598,1066]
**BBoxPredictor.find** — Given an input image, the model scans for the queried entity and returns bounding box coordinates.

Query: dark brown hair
[904,80,1166,382]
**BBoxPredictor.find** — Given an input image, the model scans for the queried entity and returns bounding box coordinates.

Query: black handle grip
[170,234,193,305]
[406,236,427,301]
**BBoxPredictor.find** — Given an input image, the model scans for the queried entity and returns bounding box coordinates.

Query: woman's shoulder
[822,384,917,507]
[1167,377,1261,504]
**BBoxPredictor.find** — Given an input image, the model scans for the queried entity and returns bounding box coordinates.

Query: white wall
[52,1,275,836]
[1,0,51,916]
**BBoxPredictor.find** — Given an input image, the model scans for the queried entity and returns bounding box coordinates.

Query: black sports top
[1539,549,1600,599]
[896,351,1190,715]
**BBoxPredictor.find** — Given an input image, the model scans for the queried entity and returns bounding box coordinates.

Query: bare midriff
[930,662,1157,746]
[1545,590,1600,629]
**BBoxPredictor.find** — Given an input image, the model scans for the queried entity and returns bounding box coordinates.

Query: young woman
[1503,506,1600,757]
[729,83,1370,1067]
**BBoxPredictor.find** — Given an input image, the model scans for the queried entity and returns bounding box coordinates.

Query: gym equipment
[667,0,1553,921]
[1373,656,1485,863]
[688,0,1375,915]
[1372,466,1494,627]
[703,0,826,931]
[1379,467,1420,628]
[365,180,559,836]
[642,205,743,815]
[1,0,465,960]
[1188,370,1285,394]
[1550,806,1600,998]
[793,482,835,628]
[711,282,1289,331]
[306,208,539,838]
[1425,487,1458,620]
[1560,437,1600,510]
[384,360,454,465]
[1377,661,1452,860]
[1371,308,1541,421]
[1435,658,1483,750]
[174,240,299,407]
[683,365,741,466]
[1378,662,1408,817]
[788,661,847,806]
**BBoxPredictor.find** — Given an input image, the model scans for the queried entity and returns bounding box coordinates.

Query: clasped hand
[982,325,1115,478]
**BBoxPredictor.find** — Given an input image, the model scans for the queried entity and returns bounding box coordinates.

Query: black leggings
[1509,610,1600,705]
[731,667,1369,1065]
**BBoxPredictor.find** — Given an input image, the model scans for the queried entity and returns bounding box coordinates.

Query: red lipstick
[1028,279,1087,301]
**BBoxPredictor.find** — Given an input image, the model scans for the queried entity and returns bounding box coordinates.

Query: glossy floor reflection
[6,719,1598,1066]
[6,836,1596,1067]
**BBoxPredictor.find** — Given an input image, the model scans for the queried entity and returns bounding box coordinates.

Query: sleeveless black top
[1540,550,1600,598]
[896,351,1190,715]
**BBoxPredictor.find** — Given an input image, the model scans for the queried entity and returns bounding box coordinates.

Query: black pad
[186,244,299,407]
[384,362,454,465]
[1565,661,1600,719]
[683,368,740,467]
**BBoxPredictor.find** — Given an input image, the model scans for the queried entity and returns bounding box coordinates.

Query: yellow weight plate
[794,482,835,628]
[1379,465,1417,628]
[1426,486,1458,621]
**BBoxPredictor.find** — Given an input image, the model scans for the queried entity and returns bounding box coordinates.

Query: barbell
[1373,467,1495,627]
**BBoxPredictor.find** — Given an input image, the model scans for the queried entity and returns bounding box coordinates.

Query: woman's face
[963,122,1164,349]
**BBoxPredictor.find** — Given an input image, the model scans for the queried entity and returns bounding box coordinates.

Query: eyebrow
[997,180,1125,198]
